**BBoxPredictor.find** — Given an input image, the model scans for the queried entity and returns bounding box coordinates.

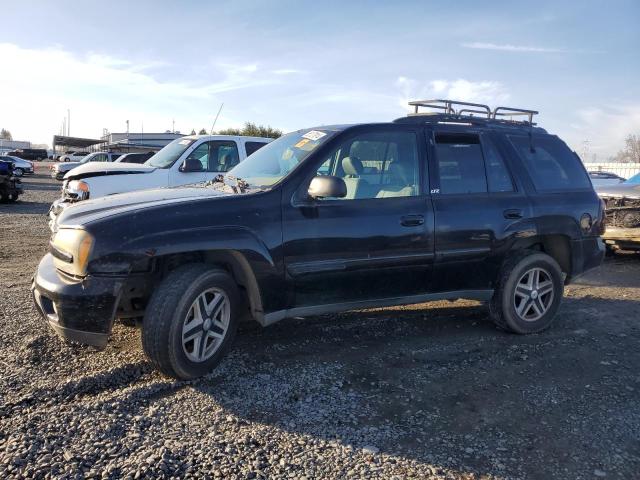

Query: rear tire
[141,264,240,379]
[489,251,564,334]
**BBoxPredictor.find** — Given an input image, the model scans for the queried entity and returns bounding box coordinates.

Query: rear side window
[482,138,514,192]
[510,135,591,191]
[435,133,487,194]
[245,141,267,156]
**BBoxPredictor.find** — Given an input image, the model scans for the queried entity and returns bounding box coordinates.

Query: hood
[65,162,156,180]
[595,183,640,199]
[57,185,230,227]
[57,162,81,171]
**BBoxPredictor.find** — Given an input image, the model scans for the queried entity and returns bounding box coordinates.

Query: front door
[427,128,533,291]
[282,126,435,308]
[169,140,240,186]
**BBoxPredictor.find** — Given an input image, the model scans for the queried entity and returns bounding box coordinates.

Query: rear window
[245,141,268,156]
[435,133,487,194]
[510,135,591,191]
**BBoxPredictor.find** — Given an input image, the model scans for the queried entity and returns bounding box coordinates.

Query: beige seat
[376,163,415,198]
[341,156,366,199]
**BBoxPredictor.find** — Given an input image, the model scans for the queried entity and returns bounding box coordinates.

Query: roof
[53,135,103,148]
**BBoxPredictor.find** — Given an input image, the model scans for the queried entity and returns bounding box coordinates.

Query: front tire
[489,251,564,334]
[141,264,240,379]
[13,168,23,177]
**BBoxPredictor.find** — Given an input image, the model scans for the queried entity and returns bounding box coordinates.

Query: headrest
[342,156,363,176]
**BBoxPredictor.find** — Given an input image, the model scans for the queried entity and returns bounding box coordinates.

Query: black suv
[32,100,605,379]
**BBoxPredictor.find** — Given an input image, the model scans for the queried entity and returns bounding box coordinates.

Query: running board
[260,289,493,327]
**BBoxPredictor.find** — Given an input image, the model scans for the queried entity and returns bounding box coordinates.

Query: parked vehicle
[0,155,34,176]
[7,148,48,161]
[32,100,605,379]
[115,152,156,164]
[48,135,271,228]
[51,152,121,180]
[596,181,640,251]
[0,160,23,202]
[59,151,90,163]
[588,170,626,187]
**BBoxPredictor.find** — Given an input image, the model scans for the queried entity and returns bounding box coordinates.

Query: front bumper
[31,254,125,348]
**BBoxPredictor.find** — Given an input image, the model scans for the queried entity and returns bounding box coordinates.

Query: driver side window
[315,130,420,200]
[185,143,209,171]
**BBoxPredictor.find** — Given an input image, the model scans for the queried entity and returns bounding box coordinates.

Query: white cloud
[562,105,640,160]
[395,77,510,111]
[0,43,281,145]
[461,42,565,53]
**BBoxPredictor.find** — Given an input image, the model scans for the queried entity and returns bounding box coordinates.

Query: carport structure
[52,135,104,159]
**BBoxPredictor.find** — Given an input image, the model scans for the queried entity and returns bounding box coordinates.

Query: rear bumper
[31,254,125,348]
[569,236,605,282]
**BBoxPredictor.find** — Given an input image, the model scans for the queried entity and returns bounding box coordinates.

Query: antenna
[210,103,224,135]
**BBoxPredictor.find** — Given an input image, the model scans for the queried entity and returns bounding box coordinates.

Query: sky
[0,0,638,160]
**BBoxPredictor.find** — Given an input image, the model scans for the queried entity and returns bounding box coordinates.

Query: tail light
[596,199,607,236]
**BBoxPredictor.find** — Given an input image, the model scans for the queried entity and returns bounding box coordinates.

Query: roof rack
[407,99,538,125]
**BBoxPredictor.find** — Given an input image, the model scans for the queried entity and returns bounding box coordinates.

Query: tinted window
[316,130,419,199]
[245,141,267,156]
[510,135,591,191]
[482,138,514,192]
[435,133,487,194]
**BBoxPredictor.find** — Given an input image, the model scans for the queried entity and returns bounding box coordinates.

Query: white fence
[584,162,640,179]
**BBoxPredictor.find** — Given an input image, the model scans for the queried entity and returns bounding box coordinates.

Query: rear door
[427,127,533,292]
[282,125,435,307]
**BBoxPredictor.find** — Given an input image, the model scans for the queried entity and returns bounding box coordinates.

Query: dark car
[32,99,605,379]
[8,148,48,161]
[0,160,23,202]
[115,151,156,164]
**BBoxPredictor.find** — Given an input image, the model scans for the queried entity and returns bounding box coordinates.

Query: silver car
[0,156,34,176]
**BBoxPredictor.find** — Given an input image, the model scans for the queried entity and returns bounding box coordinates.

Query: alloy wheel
[181,287,230,362]
[513,267,555,321]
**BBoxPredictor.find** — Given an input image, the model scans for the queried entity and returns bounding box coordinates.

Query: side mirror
[307,175,347,199]
[180,158,204,172]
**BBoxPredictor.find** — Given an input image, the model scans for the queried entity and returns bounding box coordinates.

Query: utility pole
[126,120,129,138]
[172,119,175,133]
[581,140,590,163]
[63,117,66,137]
[67,109,71,136]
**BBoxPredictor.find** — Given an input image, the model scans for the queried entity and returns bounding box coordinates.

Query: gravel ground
[1,172,639,479]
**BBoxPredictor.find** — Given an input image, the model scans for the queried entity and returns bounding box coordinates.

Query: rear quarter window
[509,135,591,191]
[245,141,268,156]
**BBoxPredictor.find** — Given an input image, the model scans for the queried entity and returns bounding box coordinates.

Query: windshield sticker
[294,138,310,149]
[302,130,327,141]
[178,139,192,145]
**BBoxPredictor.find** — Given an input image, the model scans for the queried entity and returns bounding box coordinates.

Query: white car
[59,152,90,163]
[51,151,122,180]
[49,135,271,229]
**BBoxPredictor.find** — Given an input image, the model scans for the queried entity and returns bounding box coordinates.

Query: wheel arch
[511,234,572,278]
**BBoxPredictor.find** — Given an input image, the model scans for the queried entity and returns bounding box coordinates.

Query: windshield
[225,129,336,188]
[146,138,196,168]
[79,153,96,164]
[625,173,640,184]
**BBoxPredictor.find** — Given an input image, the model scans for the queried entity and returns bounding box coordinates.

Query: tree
[0,128,12,141]
[612,134,640,163]
[190,129,196,135]
[198,128,208,135]
[216,122,282,139]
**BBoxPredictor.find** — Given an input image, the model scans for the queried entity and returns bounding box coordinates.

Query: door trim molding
[259,289,493,326]
[287,252,435,277]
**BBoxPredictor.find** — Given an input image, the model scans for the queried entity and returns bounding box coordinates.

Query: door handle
[503,209,523,219]
[400,214,425,227]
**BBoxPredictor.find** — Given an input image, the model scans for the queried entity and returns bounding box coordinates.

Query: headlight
[50,228,95,276]
[66,180,90,200]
